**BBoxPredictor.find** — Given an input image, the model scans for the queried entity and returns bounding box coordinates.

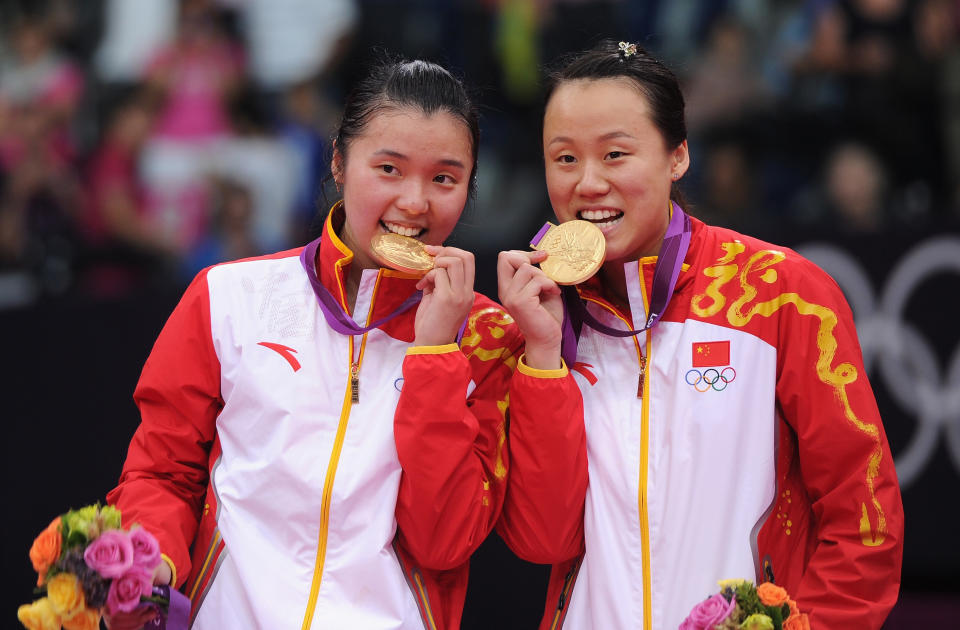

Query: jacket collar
[577,214,704,316]
[313,202,421,339]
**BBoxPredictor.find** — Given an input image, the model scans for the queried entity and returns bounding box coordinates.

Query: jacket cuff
[161,553,177,588]
[517,354,568,378]
[406,343,460,355]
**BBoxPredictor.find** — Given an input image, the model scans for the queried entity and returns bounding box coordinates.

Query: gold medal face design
[534,220,606,285]
[370,233,435,275]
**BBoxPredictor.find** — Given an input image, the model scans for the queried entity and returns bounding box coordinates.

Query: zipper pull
[637,354,646,399]
[350,362,360,403]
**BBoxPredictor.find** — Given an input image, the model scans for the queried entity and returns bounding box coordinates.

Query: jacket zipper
[550,555,584,630]
[300,331,369,629]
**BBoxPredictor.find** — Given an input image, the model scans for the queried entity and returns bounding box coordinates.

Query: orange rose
[16,598,60,630]
[783,612,811,630]
[786,598,800,618]
[62,608,101,630]
[756,582,790,607]
[47,572,85,619]
[29,517,62,586]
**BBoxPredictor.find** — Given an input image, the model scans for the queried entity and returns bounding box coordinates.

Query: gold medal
[370,233,435,275]
[531,220,606,285]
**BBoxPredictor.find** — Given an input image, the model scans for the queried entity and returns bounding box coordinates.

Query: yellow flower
[62,608,101,630]
[740,613,774,630]
[17,598,60,630]
[47,572,85,619]
[717,578,750,591]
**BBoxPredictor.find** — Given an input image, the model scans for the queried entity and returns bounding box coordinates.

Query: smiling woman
[98,56,562,630]
[496,40,904,630]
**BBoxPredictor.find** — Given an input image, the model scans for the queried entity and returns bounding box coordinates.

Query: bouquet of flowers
[17,503,170,630]
[679,579,811,630]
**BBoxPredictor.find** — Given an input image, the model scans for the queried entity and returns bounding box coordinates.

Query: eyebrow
[547,131,635,146]
[374,149,467,170]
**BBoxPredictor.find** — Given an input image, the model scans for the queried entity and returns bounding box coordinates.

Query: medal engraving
[370,233,435,275]
[533,220,605,285]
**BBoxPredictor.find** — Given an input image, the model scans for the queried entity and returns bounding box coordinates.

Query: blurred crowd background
[2,0,958,628]
[0,0,957,303]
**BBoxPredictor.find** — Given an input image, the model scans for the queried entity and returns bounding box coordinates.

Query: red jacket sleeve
[496,356,587,564]
[393,304,521,570]
[773,262,903,628]
[106,269,223,588]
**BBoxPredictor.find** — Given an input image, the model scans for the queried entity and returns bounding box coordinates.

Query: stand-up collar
[313,202,422,338]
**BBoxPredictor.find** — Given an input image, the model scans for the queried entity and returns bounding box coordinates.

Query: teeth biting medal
[530,220,606,285]
[370,233,435,275]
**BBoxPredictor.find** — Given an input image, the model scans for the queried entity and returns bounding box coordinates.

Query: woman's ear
[331,141,344,191]
[671,140,690,180]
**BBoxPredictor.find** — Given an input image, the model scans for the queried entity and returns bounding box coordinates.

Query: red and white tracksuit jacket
[500,216,904,630]
[107,209,577,629]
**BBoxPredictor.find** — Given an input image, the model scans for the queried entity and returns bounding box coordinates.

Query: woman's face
[543,78,688,263]
[333,106,473,271]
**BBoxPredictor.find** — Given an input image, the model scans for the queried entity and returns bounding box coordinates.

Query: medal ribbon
[299,237,422,335]
[554,203,692,365]
[299,236,469,341]
[146,586,191,630]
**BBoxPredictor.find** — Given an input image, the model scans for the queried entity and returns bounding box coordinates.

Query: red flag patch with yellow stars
[692,341,730,367]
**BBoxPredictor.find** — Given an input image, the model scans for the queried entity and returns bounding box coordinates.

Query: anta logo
[687,341,736,392]
[571,362,598,386]
[258,342,301,372]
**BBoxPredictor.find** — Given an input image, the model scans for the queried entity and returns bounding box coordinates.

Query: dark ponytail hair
[334,57,480,195]
[544,40,688,206]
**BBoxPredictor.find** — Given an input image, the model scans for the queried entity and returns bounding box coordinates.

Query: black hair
[334,57,480,196]
[544,40,688,206]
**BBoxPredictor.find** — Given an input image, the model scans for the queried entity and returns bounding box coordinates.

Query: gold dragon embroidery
[691,242,887,547]
[461,307,515,481]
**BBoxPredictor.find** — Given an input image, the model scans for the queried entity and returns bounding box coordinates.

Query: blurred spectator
[183,177,258,277]
[684,15,768,136]
[275,77,334,244]
[78,88,178,296]
[913,0,960,213]
[238,0,357,94]
[0,11,84,173]
[791,140,895,235]
[211,86,298,253]
[138,0,244,259]
[810,0,944,205]
[93,0,176,84]
[0,10,84,292]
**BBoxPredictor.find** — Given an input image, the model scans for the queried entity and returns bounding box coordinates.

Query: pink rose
[84,530,133,578]
[129,528,161,571]
[679,593,737,630]
[106,566,152,614]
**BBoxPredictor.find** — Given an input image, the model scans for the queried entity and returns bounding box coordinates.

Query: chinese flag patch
[692,341,730,367]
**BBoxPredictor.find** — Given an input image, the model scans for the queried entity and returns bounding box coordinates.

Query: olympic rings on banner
[686,367,736,392]
[798,236,960,489]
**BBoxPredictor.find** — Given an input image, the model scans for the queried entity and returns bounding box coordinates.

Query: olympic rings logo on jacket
[685,367,737,392]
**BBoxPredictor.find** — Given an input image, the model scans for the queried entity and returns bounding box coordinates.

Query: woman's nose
[575,162,609,197]
[396,179,429,214]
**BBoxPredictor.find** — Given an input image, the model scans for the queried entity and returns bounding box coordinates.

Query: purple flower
[84,529,134,578]
[129,527,162,571]
[106,566,153,614]
[679,593,737,630]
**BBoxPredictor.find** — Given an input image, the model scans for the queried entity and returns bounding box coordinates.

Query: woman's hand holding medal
[370,233,475,346]
[498,220,605,370]
[413,245,476,346]
[498,249,565,370]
